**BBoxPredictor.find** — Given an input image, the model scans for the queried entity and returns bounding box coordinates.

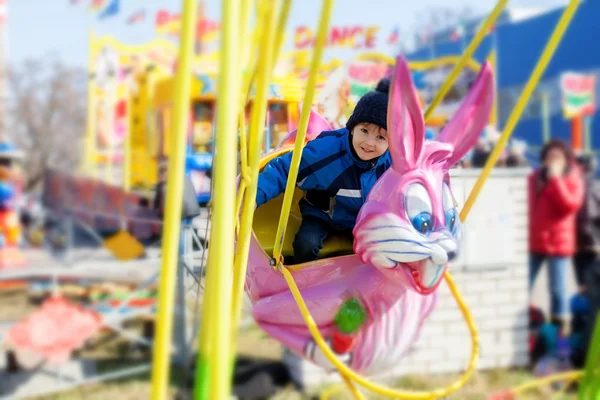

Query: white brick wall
[284,169,531,388]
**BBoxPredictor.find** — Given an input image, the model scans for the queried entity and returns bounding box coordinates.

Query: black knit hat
[346,78,390,133]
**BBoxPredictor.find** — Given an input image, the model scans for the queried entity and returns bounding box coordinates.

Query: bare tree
[6,57,87,191]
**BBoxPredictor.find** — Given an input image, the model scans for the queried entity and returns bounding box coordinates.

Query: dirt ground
[0,289,579,400]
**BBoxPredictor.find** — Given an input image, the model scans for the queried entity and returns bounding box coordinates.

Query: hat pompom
[345,78,390,132]
[375,78,390,94]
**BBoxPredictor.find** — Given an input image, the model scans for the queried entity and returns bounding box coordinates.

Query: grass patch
[316,369,579,400]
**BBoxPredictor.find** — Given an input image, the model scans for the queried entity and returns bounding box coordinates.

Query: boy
[255,79,391,264]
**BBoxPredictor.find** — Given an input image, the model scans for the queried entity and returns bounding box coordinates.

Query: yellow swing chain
[271,0,334,266]
[230,0,295,361]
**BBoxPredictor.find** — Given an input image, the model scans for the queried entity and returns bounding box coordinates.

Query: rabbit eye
[412,212,432,234]
[405,183,433,235]
[445,208,456,232]
[442,183,459,234]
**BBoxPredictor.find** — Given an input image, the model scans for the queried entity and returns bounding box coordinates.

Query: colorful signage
[560,72,596,119]
[294,25,380,50]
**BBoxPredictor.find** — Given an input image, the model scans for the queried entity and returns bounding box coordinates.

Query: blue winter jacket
[255,128,391,229]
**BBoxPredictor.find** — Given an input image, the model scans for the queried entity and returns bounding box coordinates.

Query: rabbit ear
[305,108,333,140]
[437,62,495,168]
[388,56,425,173]
[277,108,332,149]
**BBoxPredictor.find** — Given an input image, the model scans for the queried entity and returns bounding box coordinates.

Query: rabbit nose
[447,251,457,261]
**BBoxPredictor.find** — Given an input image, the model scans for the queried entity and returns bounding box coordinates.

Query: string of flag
[90,0,119,19]
[387,27,400,45]
[70,0,145,24]
[68,1,216,38]
[416,19,496,46]
[127,9,146,25]
[68,1,218,42]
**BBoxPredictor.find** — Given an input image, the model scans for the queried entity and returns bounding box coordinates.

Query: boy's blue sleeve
[255,138,329,207]
[256,152,293,207]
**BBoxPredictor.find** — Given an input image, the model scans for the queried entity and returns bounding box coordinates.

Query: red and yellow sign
[294,25,380,50]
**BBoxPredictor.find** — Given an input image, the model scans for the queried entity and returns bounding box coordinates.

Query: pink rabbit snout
[353,211,459,294]
[395,229,457,294]
[427,229,458,264]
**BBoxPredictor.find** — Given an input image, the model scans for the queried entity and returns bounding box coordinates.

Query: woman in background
[528,140,584,330]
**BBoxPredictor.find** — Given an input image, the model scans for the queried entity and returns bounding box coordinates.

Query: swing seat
[252,149,354,260]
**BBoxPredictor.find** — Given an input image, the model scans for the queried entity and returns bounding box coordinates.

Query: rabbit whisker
[384,251,430,259]
[363,225,405,231]
[385,251,430,255]
[367,238,432,250]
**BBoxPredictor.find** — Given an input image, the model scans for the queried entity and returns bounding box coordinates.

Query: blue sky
[7,0,568,68]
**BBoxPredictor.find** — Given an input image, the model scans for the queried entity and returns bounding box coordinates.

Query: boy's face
[351,123,388,161]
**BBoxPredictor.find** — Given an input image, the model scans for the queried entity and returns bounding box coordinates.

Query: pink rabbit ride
[245,56,494,375]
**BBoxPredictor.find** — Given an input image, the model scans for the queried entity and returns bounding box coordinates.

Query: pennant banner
[89,0,106,12]
[97,0,120,20]
[155,9,220,42]
[127,9,145,25]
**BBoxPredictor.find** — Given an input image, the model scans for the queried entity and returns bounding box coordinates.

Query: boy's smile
[351,123,389,161]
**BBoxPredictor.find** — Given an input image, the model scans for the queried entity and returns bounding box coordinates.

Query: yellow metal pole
[424,0,507,122]
[150,0,197,397]
[238,0,255,71]
[240,0,269,102]
[84,29,98,179]
[488,49,498,127]
[235,0,274,235]
[236,110,249,229]
[230,0,282,364]
[194,0,241,397]
[234,0,256,230]
[407,56,481,72]
[239,0,289,106]
[510,371,584,396]
[341,373,367,400]
[460,0,581,223]
[272,0,334,262]
[271,0,292,71]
